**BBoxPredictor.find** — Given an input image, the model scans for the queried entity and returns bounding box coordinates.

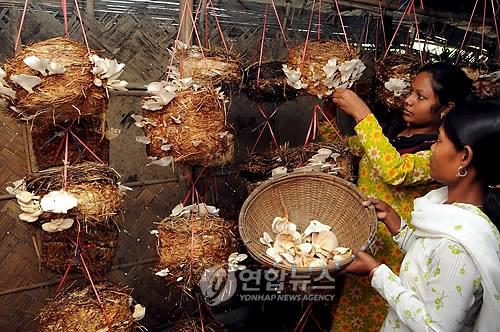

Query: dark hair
[418,62,473,108]
[443,98,500,228]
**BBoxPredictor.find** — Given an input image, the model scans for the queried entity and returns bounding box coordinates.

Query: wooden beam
[86,0,95,18]
[179,0,193,46]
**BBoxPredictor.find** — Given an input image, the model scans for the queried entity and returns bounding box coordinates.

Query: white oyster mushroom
[108,79,128,91]
[274,233,296,252]
[132,304,146,321]
[0,85,16,99]
[170,115,182,124]
[317,148,333,156]
[298,242,313,255]
[322,58,338,77]
[313,231,339,252]
[0,68,8,85]
[271,216,288,234]
[40,190,78,214]
[479,70,500,82]
[334,247,352,255]
[259,232,273,247]
[304,220,332,236]
[23,56,50,76]
[146,156,173,167]
[309,258,326,268]
[160,144,172,151]
[265,247,283,263]
[155,268,170,277]
[42,218,74,232]
[19,213,39,222]
[191,140,202,147]
[281,252,296,264]
[271,166,287,177]
[218,131,229,139]
[47,61,65,75]
[384,78,410,97]
[10,74,42,93]
[16,191,35,204]
[135,136,150,144]
[309,154,328,164]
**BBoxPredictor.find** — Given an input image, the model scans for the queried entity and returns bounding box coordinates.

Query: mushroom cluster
[260,217,352,268]
[384,77,410,97]
[271,147,344,177]
[89,54,128,93]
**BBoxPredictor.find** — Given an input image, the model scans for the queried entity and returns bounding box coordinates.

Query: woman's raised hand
[363,198,402,235]
[332,88,371,123]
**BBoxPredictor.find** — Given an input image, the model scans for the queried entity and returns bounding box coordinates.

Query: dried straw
[375,54,421,110]
[143,87,234,166]
[40,222,119,274]
[287,40,356,97]
[171,317,228,332]
[244,61,297,102]
[25,162,122,223]
[3,37,107,122]
[461,66,500,98]
[156,215,238,289]
[239,142,354,193]
[176,47,242,88]
[39,283,136,332]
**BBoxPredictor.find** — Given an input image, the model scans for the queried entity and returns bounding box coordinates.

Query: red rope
[383,1,412,59]
[63,132,69,190]
[208,0,229,53]
[73,0,91,54]
[378,0,387,49]
[14,0,30,55]
[69,130,105,164]
[257,4,269,88]
[62,0,69,37]
[270,0,289,48]
[411,0,424,65]
[334,0,350,50]
[480,0,487,59]
[196,296,206,332]
[188,0,204,47]
[455,0,479,65]
[293,302,313,332]
[301,0,317,71]
[490,0,500,59]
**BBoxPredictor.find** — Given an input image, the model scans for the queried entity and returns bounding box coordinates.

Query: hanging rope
[490,0,500,59]
[270,0,289,48]
[455,0,480,65]
[251,105,279,154]
[257,4,269,87]
[383,1,412,59]
[317,0,322,40]
[334,0,350,50]
[300,0,317,71]
[411,0,424,65]
[378,0,387,49]
[73,0,91,54]
[14,0,30,55]
[208,0,229,53]
[480,0,487,60]
[61,0,69,37]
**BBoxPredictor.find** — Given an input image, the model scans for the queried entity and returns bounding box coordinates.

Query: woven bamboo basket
[156,215,238,289]
[25,162,123,224]
[2,37,107,122]
[176,46,242,88]
[375,54,421,111]
[239,142,354,194]
[461,65,500,98]
[30,114,109,171]
[39,221,119,274]
[287,40,358,97]
[39,283,139,332]
[143,87,234,166]
[244,61,297,102]
[239,172,376,275]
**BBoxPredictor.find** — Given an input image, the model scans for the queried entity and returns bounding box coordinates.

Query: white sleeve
[371,240,481,331]
[393,219,417,253]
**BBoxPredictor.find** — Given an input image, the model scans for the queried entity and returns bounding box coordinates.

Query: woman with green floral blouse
[330,63,472,331]
[346,100,500,331]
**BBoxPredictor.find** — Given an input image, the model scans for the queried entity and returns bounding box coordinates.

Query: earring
[440,112,446,120]
[456,165,468,177]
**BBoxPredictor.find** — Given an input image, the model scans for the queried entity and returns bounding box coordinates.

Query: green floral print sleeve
[354,114,432,186]
[372,238,481,332]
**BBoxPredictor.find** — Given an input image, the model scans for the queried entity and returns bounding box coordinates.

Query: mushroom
[10,74,42,93]
[41,218,74,232]
[132,304,146,321]
[40,190,78,214]
[147,156,173,167]
[304,219,332,236]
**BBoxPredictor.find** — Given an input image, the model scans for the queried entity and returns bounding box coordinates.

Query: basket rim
[238,171,377,274]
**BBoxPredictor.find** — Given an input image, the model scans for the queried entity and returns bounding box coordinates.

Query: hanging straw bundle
[1,37,107,122]
[143,86,234,166]
[375,54,421,111]
[286,40,364,98]
[30,114,109,171]
[39,222,119,274]
[171,317,228,332]
[156,215,238,289]
[461,65,500,98]
[24,162,123,224]
[239,142,354,194]
[244,61,297,102]
[174,45,243,88]
[39,283,144,332]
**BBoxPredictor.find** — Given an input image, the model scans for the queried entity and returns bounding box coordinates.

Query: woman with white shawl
[345,99,500,331]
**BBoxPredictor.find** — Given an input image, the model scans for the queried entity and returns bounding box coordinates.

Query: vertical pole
[86,0,95,18]
[179,0,193,46]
